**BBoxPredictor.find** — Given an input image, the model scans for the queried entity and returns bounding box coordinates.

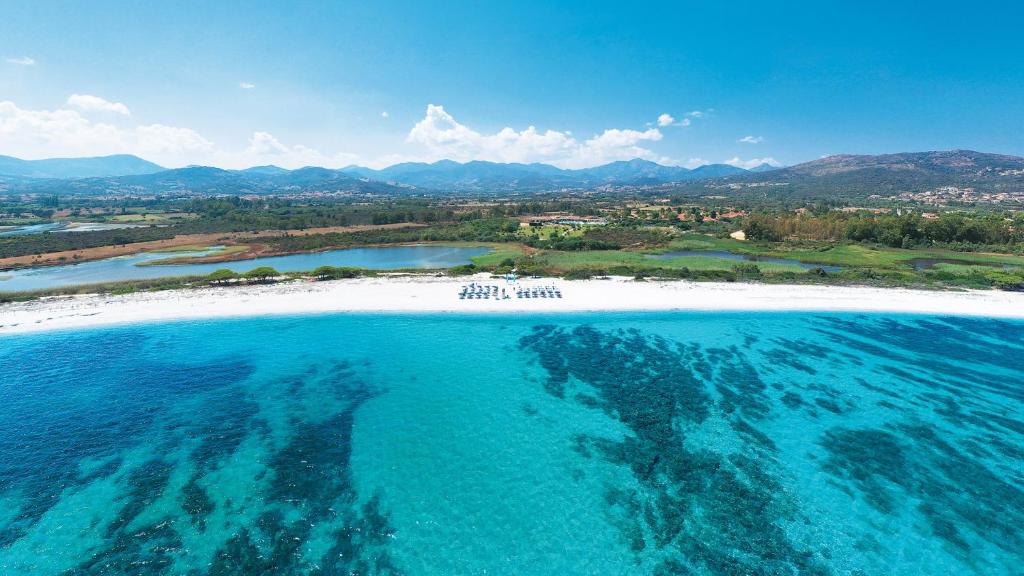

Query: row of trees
[743,211,1024,248]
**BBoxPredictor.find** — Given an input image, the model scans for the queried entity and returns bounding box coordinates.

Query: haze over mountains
[0,154,165,179]
[0,150,1022,197]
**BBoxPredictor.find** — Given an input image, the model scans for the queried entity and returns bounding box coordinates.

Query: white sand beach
[2,274,1023,335]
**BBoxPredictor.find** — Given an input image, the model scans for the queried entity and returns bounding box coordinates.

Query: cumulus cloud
[136,124,214,156]
[6,56,35,66]
[738,135,763,144]
[67,94,132,116]
[684,157,709,169]
[381,111,389,119]
[232,131,359,168]
[0,98,365,169]
[724,156,779,169]
[239,82,256,89]
[687,110,704,118]
[656,113,691,128]
[0,99,219,165]
[406,104,669,168]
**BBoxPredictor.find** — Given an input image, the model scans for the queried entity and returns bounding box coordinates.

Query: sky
[1,0,1023,170]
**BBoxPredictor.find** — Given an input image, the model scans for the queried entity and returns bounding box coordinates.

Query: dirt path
[0,223,426,269]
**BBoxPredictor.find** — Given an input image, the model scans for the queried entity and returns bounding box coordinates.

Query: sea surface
[0,245,490,292]
[0,312,1022,575]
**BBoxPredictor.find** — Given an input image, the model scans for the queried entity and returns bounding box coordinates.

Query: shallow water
[0,312,1022,574]
[0,222,145,237]
[0,245,490,292]
[648,249,842,272]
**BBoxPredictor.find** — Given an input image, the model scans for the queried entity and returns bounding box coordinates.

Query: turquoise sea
[0,312,1022,575]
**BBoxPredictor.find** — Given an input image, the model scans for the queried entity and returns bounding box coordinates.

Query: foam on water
[0,312,1021,574]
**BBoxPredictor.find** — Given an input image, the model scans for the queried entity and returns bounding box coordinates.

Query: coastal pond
[0,222,148,236]
[0,244,492,292]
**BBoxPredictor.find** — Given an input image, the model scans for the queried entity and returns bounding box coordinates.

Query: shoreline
[2,274,1024,335]
[0,222,427,270]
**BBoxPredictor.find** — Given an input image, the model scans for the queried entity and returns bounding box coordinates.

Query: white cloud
[687,110,704,118]
[229,131,359,169]
[656,112,691,128]
[0,99,213,166]
[239,82,256,89]
[0,97,697,171]
[684,157,709,169]
[381,111,389,119]
[6,56,35,66]
[724,156,780,169]
[136,124,214,156]
[738,135,764,144]
[405,104,669,168]
[67,94,131,116]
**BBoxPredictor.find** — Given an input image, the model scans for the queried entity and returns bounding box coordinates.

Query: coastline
[2,274,1024,335]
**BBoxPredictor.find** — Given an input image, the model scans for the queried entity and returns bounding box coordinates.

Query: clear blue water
[0,246,491,292]
[0,311,1021,574]
[648,250,843,272]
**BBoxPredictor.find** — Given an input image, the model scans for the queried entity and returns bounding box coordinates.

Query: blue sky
[2,0,1022,169]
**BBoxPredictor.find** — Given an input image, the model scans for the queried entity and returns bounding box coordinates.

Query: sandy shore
[2,274,1023,335]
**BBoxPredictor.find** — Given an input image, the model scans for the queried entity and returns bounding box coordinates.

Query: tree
[311,266,360,280]
[206,268,238,285]
[243,267,279,283]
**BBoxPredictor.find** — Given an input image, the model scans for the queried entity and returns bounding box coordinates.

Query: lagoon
[0,222,147,237]
[0,245,491,292]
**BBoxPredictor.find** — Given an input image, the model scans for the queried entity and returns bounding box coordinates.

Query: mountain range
[0,150,1021,197]
[0,154,165,179]
[704,150,1024,198]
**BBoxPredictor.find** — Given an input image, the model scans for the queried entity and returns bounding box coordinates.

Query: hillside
[677,150,1024,200]
[0,154,165,179]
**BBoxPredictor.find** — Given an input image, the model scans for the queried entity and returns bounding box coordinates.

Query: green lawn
[664,233,1024,270]
[530,249,808,273]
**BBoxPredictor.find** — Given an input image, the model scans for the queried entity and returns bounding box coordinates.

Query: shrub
[311,266,361,280]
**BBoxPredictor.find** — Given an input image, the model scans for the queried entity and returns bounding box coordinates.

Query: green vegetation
[206,269,239,284]
[311,266,364,280]
[242,267,280,283]
[4,188,1024,294]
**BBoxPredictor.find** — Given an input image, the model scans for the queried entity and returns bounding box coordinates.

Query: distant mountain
[0,154,164,179]
[237,165,290,175]
[784,150,1024,177]
[6,150,1017,198]
[748,163,780,173]
[340,158,745,192]
[6,165,408,196]
[687,163,748,179]
[689,150,1024,198]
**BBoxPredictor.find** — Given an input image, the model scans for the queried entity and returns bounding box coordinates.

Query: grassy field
[462,242,527,267]
[663,233,1024,269]
[529,249,809,273]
